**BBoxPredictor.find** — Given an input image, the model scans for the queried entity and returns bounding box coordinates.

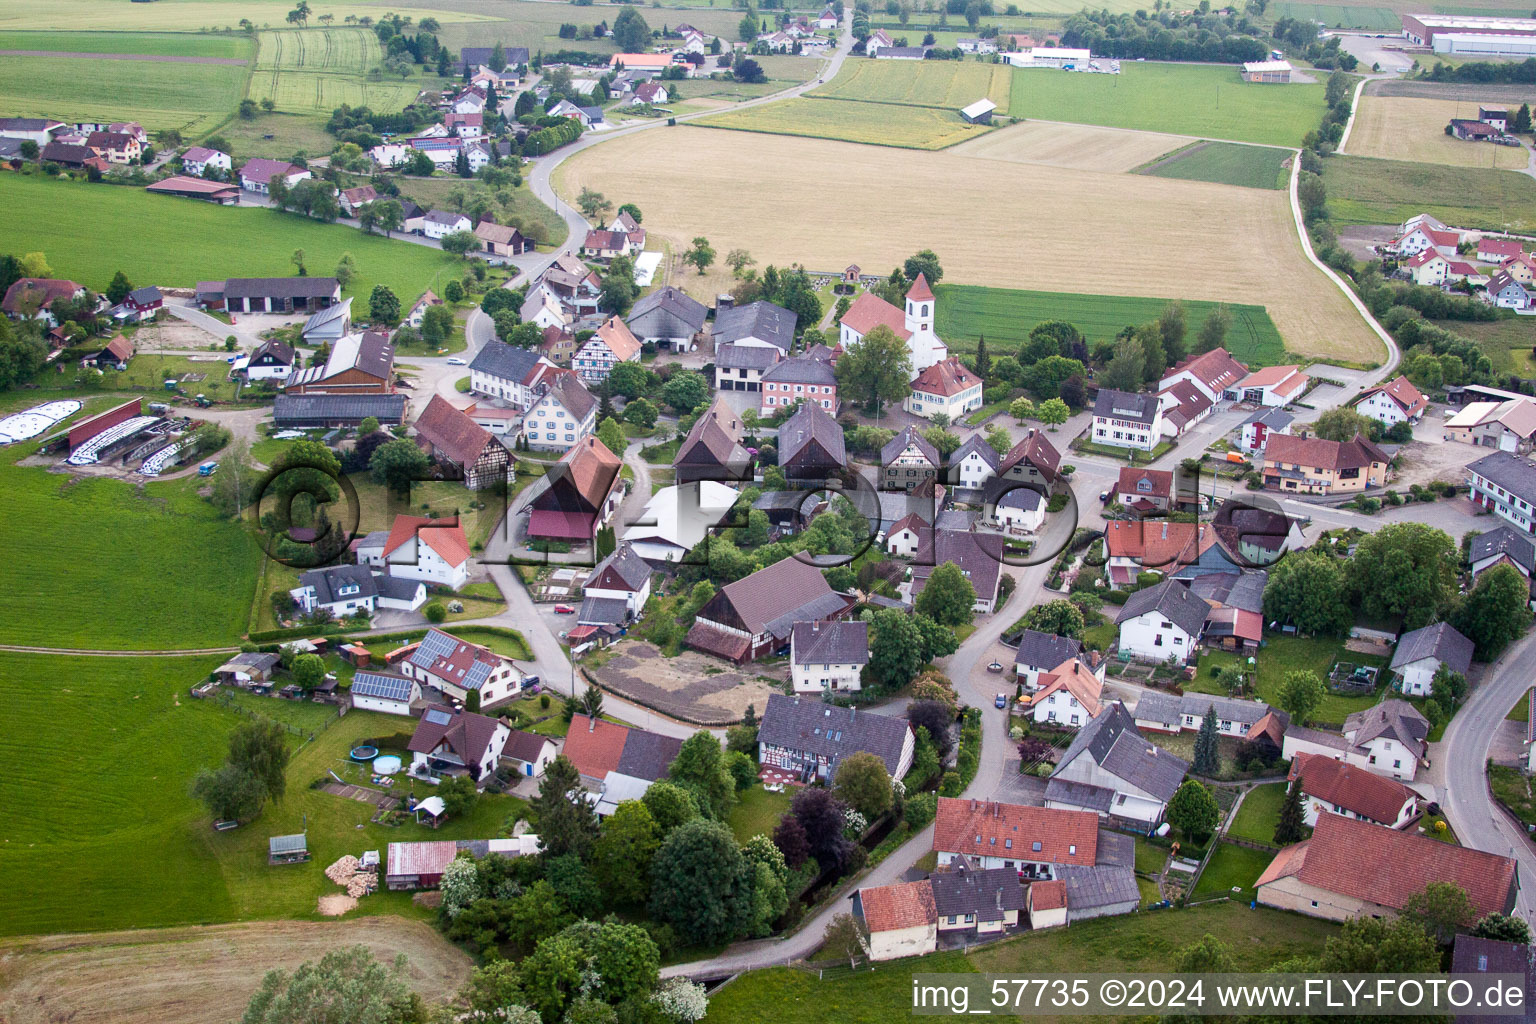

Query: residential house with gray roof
[1468,450,1536,534]
[778,399,846,481]
[686,555,852,662]
[1091,389,1164,452]
[882,425,941,492]
[761,354,838,415]
[1013,629,1085,687]
[1132,692,1284,738]
[1046,703,1189,827]
[790,620,869,693]
[1114,579,1208,661]
[757,692,915,781]
[947,433,1001,490]
[1390,621,1474,697]
[714,339,782,392]
[910,529,1005,615]
[626,286,707,351]
[1282,698,1430,782]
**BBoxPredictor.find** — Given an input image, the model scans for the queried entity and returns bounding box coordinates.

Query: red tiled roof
[859,879,936,932]
[1032,660,1104,717]
[839,292,910,341]
[1245,711,1285,748]
[1163,347,1247,393]
[1030,879,1067,911]
[1239,364,1303,389]
[933,798,1099,864]
[1116,468,1172,501]
[2,277,82,315]
[910,356,979,398]
[683,621,752,661]
[997,429,1061,482]
[906,272,935,302]
[1103,521,1214,571]
[592,315,642,362]
[1354,375,1427,419]
[1261,813,1516,919]
[1480,238,1525,259]
[1264,433,1387,473]
[563,714,629,779]
[1288,753,1417,825]
[383,513,470,569]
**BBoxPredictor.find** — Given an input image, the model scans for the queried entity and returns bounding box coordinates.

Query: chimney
[588,715,596,733]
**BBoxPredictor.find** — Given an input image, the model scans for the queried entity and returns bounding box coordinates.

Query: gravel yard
[588,641,785,725]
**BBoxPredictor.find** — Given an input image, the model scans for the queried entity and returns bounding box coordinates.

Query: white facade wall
[866,923,936,961]
[424,215,471,240]
[1032,690,1090,728]
[1092,411,1162,451]
[1397,657,1439,696]
[584,578,652,617]
[1355,390,1409,427]
[791,659,864,693]
[387,536,470,590]
[523,393,594,451]
[1117,611,1195,661]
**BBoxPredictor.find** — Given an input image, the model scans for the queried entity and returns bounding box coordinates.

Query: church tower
[902,273,946,371]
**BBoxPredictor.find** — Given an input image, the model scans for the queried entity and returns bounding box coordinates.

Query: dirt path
[0,919,471,1024]
[0,49,248,64]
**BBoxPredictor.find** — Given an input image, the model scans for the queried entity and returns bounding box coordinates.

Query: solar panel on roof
[425,708,453,725]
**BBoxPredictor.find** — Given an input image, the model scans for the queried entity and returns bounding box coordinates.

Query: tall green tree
[1196,304,1231,352]
[834,751,892,819]
[1261,552,1352,634]
[1191,704,1220,776]
[1157,300,1187,365]
[1473,912,1532,944]
[903,249,942,283]
[835,324,912,416]
[1319,915,1440,973]
[1452,563,1532,660]
[914,562,975,627]
[597,416,627,458]
[369,438,430,493]
[612,6,652,50]
[1015,600,1084,638]
[668,732,737,819]
[1100,334,1144,393]
[531,754,599,858]
[683,236,715,275]
[369,284,401,325]
[1350,523,1458,629]
[1403,882,1477,946]
[1311,406,1375,442]
[1274,776,1307,845]
[642,779,700,836]
[973,334,991,379]
[1275,670,1325,726]
[1166,779,1219,844]
[648,818,756,947]
[228,719,291,801]
[241,946,414,1024]
[105,270,133,305]
[868,607,927,688]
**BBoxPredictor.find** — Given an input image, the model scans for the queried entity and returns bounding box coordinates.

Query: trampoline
[373,755,403,775]
[349,744,378,761]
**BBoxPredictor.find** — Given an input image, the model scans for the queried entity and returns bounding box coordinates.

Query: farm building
[384,836,541,890]
[215,652,279,686]
[412,395,512,490]
[959,98,997,123]
[271,393,408,429]
[210,277,340,315]
[687,556,853,663]
[1241,59,1292,82]
[284,331,394,394]
[145,176,241,204]
[526,435,624,542]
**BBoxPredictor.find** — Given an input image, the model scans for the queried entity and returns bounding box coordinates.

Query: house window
[1031,841,1042,852]
[964,913,974,924]
[1004,839,1011,849]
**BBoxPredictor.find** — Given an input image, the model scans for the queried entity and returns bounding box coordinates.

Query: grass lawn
[1195,635,1385,726]
[1433,316,1536,377]
[112,351,240,401]
[1225,781,1286,846]
[933,282,1288,367]
[1325,153,1536,233]
[727,784,793,844]
[0,174,464,310]
[695,97,998,151]
[1141,141,1292,191]
[0,1,495,33]
[1190,841,1275,903]
[1268,1,1399,30]
[0,52,245,134]
[1490,765,1536,827]
[1008,62,1324,148]
[1134,836,1168,875]
[249,28,450,115]
[704,902,1337,1023]
[1510,688,1533,722]
[218,111,340,163]
[0,29,254,57]
[810,60,1013,110]
[0,402,261,649]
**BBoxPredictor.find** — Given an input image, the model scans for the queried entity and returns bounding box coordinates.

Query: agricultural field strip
[0,2,496,33]
[1346,93,1533,168]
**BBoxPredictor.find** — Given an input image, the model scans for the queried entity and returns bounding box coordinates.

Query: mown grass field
[0,174,461,304]
[219,110,339,161]
[1142,141,1292,190]
[810,59,1012,110]
[1190,635,1386,724]
[1431,315,1536,375]
[1225,781,1287,845]
[1009,62,1325,148]
[0,403,261,650]
[703,902,1338,1023]
[0,53,246,133]
[934,283,1290,366]
[1189,842,1276,902]
[0,29,253,57]
[1324,153,1536,232]
[433,1,746,55]
[0,0,493,32]
[696,96,996,150]
[1347,94,1533,169]
[0,649,529,937]
[1269,1,1400,28]
[249,27,447,115]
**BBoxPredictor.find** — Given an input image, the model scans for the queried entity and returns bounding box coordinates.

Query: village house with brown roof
[674,395,752,484]
[412,394,513,490]
[1261,433,1388,495]
[1287,753,1419,829]
[687,556,853,663]
[904,355,983,421]
[527,435,624,544]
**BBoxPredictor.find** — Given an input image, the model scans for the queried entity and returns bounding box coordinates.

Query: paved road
[1439,632,1536,924]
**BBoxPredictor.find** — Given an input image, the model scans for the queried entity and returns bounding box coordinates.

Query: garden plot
[586,641,783,725]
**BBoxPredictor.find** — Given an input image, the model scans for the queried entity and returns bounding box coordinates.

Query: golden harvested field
[0,919,472,1024]
[949,120,1185,173]
[0,0,493,32]
[556,127,1383,364]
[696,97,995,150]
[809,60,1012,109]
[1348,94,1532,168]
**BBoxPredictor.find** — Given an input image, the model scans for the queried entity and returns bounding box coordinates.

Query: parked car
[554,604,575,614]
[994,693,1008,709]
[446,356,467,365]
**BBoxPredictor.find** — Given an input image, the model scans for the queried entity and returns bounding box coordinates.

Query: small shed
[339,643,372,667]
[268,833,310,865]
[960,97,997,124]
[415,795,448,828]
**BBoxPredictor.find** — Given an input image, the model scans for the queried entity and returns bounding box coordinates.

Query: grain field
[0,919,472,1024]
[1348,94,1531,168]
[948,120,1185,173]
[556,127,1384,364]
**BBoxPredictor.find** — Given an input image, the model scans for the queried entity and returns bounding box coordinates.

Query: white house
[837,274,948,373]
[1091,389,1163,452]
[904,356,983,421]
[466,340,555,409]
[582,542,653,617]
[1013,630,1086,688]
[504,730,559,778]
[181,146,231,177]
[1235,365,1310,407]
[1025,659,1103,729]
[757,693,916,783]
[371,514,472,591]
[1389,621,1474,696]
[1238,407,1293,455]
[407,705,509,786]
[885,512,928,557]
[1390,214,1460,257]
[398,628,525,707]
[349,670,421,715]
[1046,704,1189,827]
[1352,375,1428,427]
[423,209,472,240]
[947,434,1000,490]
[239,158,310,194]
[1467,450,1536,533]
[522,374,598,452]
[1488,271,1533,310]
[854,880,937,962]
[290,564,377,618]
[521,283,571,332]
[989,486,1045,534]
[790,620,869,694]
[1288,753,1418,829]
[572,316,642,383]
[1158,347,1249,404]
[1113,579,1206,661]
[1282,699,1430,782]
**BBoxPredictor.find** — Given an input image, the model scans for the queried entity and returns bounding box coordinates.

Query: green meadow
[1143,141,1292,190]
[0,53,246,133]
[0,30,254,58]
[1324,153,1536,233]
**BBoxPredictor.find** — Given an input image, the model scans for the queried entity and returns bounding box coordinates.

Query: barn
[960,98,997,124]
